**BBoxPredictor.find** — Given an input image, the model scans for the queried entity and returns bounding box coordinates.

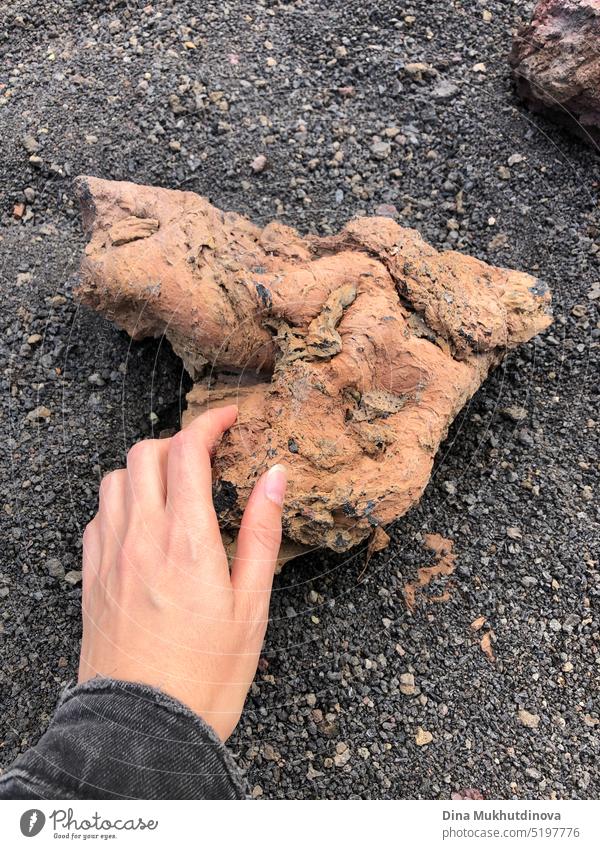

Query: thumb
[230,464,287,600]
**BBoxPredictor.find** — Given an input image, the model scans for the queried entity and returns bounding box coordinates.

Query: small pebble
[250,154,267,173]
[64,570,82,586]
[517,709,540,729]
[415,727,433,746]
[46,558,65,578]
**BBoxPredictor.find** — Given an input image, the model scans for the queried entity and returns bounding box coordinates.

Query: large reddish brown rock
[510,0,600,145]
[75,176,552,555]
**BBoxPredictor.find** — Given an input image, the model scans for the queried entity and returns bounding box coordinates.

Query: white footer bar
[1,799,598,848]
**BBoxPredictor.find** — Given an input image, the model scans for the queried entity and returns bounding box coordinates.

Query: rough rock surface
[75,176,552,553]
[510,0,600,145]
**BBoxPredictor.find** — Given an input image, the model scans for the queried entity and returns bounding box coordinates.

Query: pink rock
[451,788,485,800]
[250,154,267,173]
[510,0,600,145]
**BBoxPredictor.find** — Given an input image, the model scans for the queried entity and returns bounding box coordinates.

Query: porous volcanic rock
[75,176,552,554]
[510,0,600,145]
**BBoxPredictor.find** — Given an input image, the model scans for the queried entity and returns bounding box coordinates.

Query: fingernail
[264,464,287,507]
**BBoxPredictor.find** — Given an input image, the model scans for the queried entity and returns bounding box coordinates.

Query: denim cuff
[0,678,248,800]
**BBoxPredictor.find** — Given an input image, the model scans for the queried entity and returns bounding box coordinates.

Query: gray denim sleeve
[0,678,247,800]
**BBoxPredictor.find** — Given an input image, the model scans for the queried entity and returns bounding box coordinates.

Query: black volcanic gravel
[0,0,599,800]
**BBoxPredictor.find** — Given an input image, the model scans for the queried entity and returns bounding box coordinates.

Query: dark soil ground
[1,0,598,800]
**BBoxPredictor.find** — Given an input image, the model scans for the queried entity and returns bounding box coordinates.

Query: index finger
[166,405,238,543]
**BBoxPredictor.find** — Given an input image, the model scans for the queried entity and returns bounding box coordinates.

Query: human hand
[78,405,287,741]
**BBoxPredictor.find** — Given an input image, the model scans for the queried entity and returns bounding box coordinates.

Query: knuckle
[82,520,96,548]
[99,470,121,500]
[170,429,190,453]
[119,528,164,572]
[127,439,151,465]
